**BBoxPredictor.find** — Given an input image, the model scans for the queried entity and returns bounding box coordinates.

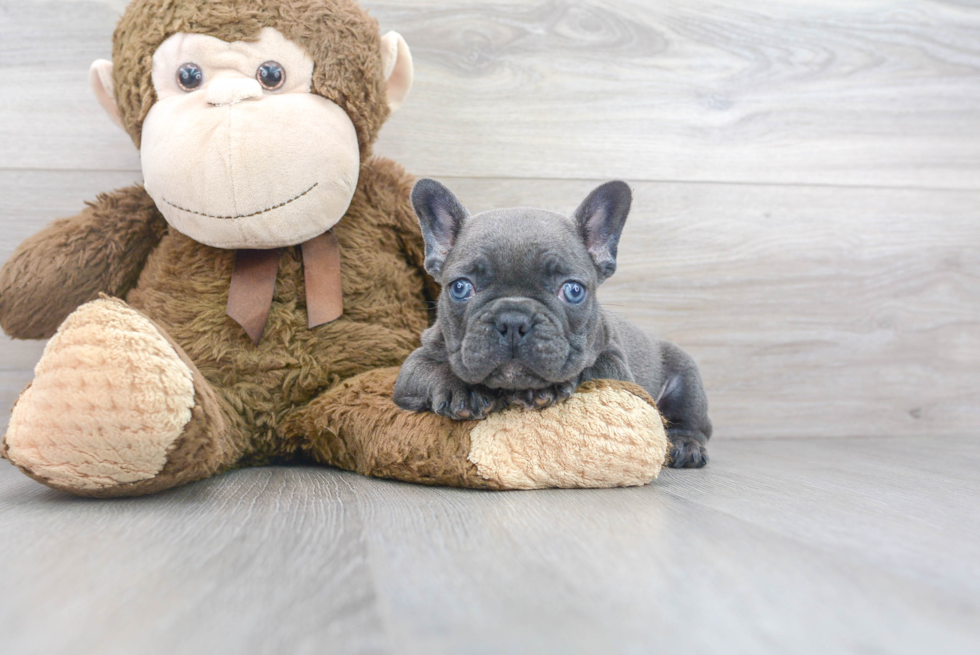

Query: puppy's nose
[495,311,531,348]
[206,78,263,106]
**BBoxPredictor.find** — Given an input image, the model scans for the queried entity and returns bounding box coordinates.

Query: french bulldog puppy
[393,179,713,468]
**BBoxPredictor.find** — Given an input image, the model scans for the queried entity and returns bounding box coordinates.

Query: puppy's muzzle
[494,310,532,353]
[457,297,570,388]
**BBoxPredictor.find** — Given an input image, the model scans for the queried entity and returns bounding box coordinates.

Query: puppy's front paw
[666,432,709,468]
[432,383,501,421]
[504,381,576,411]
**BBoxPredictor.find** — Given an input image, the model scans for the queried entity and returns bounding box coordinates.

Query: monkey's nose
[205,78,263,106]
[495,311,531,349]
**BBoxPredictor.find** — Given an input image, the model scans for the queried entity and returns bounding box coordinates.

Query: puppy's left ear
[574,180,632,281]
[412,178,470,277]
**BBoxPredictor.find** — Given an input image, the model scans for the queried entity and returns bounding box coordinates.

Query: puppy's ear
[412,178,470,277]
[573,180,632,281]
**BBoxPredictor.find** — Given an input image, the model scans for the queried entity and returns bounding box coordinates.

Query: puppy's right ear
[573,180,632,281]
[412,178,470,277]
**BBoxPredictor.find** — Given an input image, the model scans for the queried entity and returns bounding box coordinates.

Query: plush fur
[0,186,166,338]
[281,370,667,490]
[467,380,668,489]
[0,0,668,496]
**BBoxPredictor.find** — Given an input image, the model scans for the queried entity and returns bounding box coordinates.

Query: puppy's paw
[433,383,501,421]
[504,381,576,411]
[666,432,709,469]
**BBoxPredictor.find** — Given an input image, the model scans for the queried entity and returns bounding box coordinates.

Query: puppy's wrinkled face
[440,210,601,389]
[412,178,632,391]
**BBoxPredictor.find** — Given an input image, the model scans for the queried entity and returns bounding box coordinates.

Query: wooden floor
[2,0,979,652]
[1,435,978,654]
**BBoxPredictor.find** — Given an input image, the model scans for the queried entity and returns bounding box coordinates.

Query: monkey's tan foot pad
[467,380,669,489]
[3,298,196,493]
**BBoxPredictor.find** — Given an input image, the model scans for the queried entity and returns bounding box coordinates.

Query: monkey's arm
[283,368,501,488]
[0,185,168,339]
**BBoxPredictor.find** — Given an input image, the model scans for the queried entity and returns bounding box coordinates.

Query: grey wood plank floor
[2,436,978,654]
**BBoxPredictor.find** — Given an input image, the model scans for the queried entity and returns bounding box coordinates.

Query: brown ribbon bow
[226,230,343,345]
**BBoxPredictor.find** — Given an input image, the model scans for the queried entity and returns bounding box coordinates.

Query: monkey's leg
[281,369,669,490]
[2,298,247,497]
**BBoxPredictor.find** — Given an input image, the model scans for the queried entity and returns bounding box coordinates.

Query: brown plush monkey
[0,0,667,497]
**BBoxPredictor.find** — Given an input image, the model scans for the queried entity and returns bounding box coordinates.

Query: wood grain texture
[0,0,139,172]
[373,0,980,188]
[2,172,978,438]
[0,464,391,654]
[2,436,978,654]
[2,0,980,188]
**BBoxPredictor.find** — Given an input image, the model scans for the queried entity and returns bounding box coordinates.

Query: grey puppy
[393,179,712,468]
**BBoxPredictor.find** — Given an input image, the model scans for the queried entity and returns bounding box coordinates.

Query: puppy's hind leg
[656,342,713,468]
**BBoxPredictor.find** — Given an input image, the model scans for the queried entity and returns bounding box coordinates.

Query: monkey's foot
[2,298,228,496]
[468,379,668,489]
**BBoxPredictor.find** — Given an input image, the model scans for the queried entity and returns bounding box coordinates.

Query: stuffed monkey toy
[0,0,667,497]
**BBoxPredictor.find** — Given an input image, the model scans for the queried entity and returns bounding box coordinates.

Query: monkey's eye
[560,281,587,304]
[256,61,286,90]
[448,279,474,302]
[176,63,204,91]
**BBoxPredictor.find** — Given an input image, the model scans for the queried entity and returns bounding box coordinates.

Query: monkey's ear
[89,59,124,130]
[381,31,413,112]
[412,178,469,277]
[573,181,633,281]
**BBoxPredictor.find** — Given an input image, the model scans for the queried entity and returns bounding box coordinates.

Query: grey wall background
[2,0,978,439]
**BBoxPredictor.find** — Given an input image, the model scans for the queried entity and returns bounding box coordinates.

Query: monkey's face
[137,27,359,249]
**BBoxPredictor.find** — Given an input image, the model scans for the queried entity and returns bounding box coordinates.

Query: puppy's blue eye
[561,281,586,304]
[449,278,474,302]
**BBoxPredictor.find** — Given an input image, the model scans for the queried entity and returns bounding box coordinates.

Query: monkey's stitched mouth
[162,182,319,220]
